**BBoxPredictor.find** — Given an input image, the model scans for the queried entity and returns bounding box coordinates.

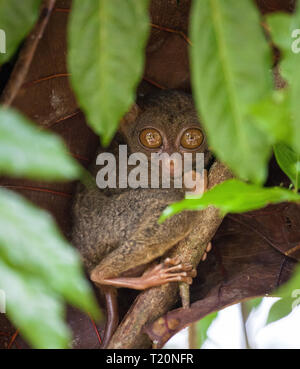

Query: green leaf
[0,259,71,349]
[277,266,300,299]
[242,297,263,323]
[0,188,100,321]
[268,264,300,320]
[190,0,272,184]
[250,90,292,144]
[244,297,263,312]
[0,0,42,64]
[68,0,150,146]
[267,8,300,154]
[0,108,81,181]
[196,312,218,348]
[160,179,300,222]
[267,298,294,325]
[274,143,300,191]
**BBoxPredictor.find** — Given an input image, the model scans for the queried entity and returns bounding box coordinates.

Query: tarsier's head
[119,90,211,181]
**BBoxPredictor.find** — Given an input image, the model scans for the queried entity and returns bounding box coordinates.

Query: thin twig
[47,109,81,128]
[0,0,57,107]
[88,313,102,347]
[150,23,192,45]
[143,76,167,90]
[22,73,70,89]
[7,329,19,349]
[54,7,70,13]
[0,185,72,198]
[276,256,288,288]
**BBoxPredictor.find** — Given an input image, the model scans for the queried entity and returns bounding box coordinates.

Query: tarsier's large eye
[180,128,204,149]
[139,128,162,149]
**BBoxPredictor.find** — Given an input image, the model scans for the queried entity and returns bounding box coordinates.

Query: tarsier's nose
[161,155,182,178]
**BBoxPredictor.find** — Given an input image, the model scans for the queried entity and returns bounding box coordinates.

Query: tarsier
[72,90,213,347]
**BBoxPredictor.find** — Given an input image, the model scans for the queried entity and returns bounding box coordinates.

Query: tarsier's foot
[201,242,212,262]
[91,256,197,290]
[141,257,197,288]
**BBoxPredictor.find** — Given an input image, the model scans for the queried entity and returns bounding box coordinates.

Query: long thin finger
[161,271,189,279]
[164,264,193,273]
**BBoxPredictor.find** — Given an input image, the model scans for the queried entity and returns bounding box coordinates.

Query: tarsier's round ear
[119,103,141,134]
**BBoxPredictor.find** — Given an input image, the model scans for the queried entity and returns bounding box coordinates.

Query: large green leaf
[68,0,150,146]
[267,7,300,154]
[0,0,42,64]
[250,90,292,145]
[0,188,99,318]
[190,0,272,184]
[0,189,100,348]
[160,179,300,221]
[196,312,218,348]
[0,108,81,180]
[274,143,300,191]
[0,259,71,349]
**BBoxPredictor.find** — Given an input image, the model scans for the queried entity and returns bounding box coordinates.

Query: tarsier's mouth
[169,162,175,176]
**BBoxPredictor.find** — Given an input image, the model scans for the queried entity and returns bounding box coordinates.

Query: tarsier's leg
[91,201,198,290]
[91,216,196,346]
[96,257,196,347]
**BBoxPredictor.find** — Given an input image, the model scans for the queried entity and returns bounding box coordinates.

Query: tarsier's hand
[141,257,197,288]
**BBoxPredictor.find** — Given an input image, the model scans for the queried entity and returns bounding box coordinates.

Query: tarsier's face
[122,91,210,179]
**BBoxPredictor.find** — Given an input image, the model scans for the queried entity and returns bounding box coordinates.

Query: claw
[190,269,197,278]
[164,256,181,266]
[186,277,193,285]
[206,242,212,253]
